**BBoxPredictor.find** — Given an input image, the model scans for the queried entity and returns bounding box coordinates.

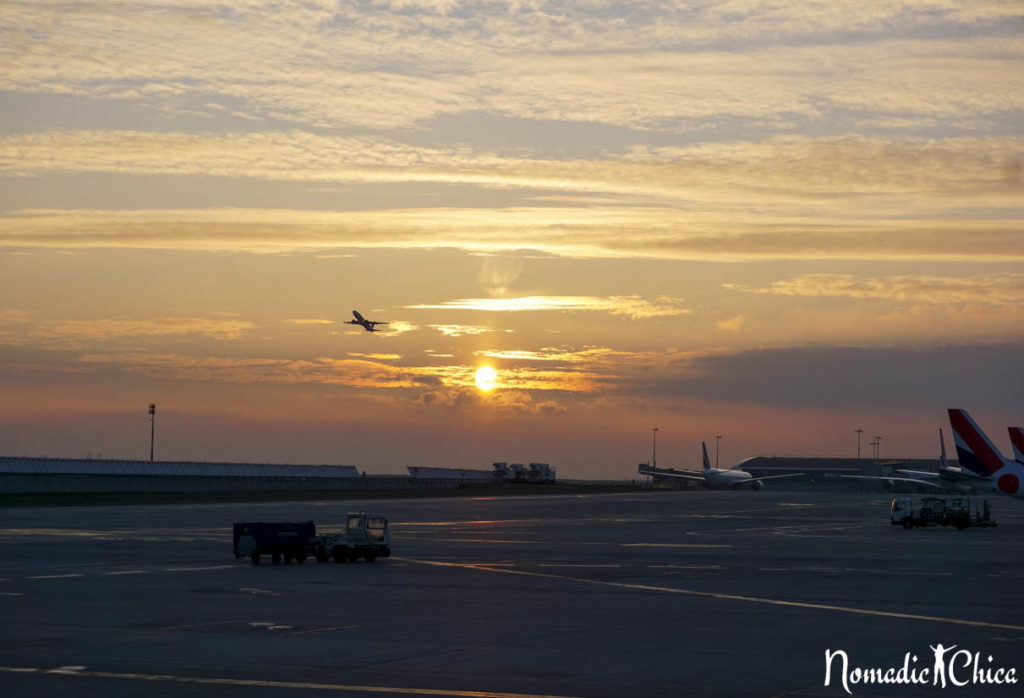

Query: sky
[0,1,1022,477]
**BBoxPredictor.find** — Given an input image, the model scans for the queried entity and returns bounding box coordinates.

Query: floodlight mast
[149,404,156,462]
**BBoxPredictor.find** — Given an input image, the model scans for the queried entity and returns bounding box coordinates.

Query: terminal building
[0,457,427,495]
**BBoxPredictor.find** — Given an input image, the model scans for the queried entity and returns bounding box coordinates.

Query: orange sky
[1,2,1021,476]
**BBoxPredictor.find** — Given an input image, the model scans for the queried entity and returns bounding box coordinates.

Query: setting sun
[474,366,497,392]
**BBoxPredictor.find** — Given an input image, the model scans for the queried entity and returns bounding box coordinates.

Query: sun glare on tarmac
[475,366,497,392]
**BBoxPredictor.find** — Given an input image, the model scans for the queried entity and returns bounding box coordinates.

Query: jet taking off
[638,442,803,490]
[345,310,388,332]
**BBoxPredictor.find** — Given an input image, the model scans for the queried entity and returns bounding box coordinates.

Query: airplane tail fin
[1009,427,1024,464]
[701,442,711,471]
[947,409,1009,476]
[939,428,948,470]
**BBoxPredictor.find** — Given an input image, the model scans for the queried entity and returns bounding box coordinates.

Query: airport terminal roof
[0,457,361,479]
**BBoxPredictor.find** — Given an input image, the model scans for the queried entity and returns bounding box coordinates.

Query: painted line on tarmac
[396,557,1024,632]
[621,543,730,548]
[26,574,84,580]
[163,565,236,572]
[288,624,358,635]
[102,570,148,576]
[0,666,581,698]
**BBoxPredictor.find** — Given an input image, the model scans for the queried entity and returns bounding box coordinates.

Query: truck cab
[315,512,391,563]
[890,497,911,526]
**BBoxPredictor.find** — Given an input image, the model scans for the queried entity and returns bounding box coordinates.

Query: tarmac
[0,489,1021,697]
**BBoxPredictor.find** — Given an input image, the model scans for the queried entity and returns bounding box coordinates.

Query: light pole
[716,435,722,469]
[855,428,864,494]
[651,427,659,469]
[875,435,882,461]
[149,403,156,463]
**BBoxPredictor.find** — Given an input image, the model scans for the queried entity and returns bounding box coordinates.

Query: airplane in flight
[846,410,1024,500]
[638,442,803,490]
[345,309,388,333]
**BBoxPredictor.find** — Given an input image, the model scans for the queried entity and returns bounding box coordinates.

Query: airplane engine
[751,480,764,491]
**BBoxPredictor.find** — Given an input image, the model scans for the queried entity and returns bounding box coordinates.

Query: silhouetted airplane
[638,442,803,490]
[345,309,388,332]
[844,410,1024,500]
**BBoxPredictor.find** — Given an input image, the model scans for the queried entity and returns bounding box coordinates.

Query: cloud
[65,350,609,393]
[475,347,628,363]
[645,343,1024,412]
[727,274,1024,305]
[2,2,1022,132]
[407,295,690,318]
[429,324,508,337]
[0,314,256,348]
[478,256,523,297]
[716,315,744,332]
[4,131,1022,204]
[285,318,334,325]
[416,386,567,414]
[2,130,1021,261]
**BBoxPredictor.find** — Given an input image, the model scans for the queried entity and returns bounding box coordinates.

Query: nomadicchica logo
[824,645,1017,694]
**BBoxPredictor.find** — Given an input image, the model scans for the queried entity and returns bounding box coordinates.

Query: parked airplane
[637,442,803,490]
[864,428,976,493]
[1009,427,1024,464]
[863,411,1024,500]
[945,409,1024,500]
[345,309,388,332]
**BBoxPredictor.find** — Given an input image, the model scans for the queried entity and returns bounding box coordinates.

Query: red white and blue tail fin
[1009,427,1024,464]
[947,409,1011,476]
[701,442,711,471]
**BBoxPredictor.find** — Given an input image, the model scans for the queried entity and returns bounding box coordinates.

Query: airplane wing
[638,467,706,482]
[746,472,805,483]
[897,467,986,483]
[840,474,945,489]
[896,469,941,479]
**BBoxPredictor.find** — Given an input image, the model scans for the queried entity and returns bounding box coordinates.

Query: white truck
[890,496,996,530]
[313,512,391,563]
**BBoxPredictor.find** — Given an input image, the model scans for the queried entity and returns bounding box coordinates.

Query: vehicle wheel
[332,547,347,563]
[315,546,328,563]
[348,550,360,563]
[296,554,307,564]
[365,550,377,563]
[284,555,292,564]
[902,519,913,529]
[251,551,260,565]
[272,553,281,565]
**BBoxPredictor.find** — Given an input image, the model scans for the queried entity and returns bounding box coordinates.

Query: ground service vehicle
[890,497,996,530]
[233,521,316,565]
[313,512,391,563]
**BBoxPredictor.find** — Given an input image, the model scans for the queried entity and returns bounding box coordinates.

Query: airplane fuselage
[704,469,755,488]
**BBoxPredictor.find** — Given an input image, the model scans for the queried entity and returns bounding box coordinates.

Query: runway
[0,490,1021,697]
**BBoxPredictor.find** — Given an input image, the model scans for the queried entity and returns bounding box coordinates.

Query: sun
[475,366,497,392]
